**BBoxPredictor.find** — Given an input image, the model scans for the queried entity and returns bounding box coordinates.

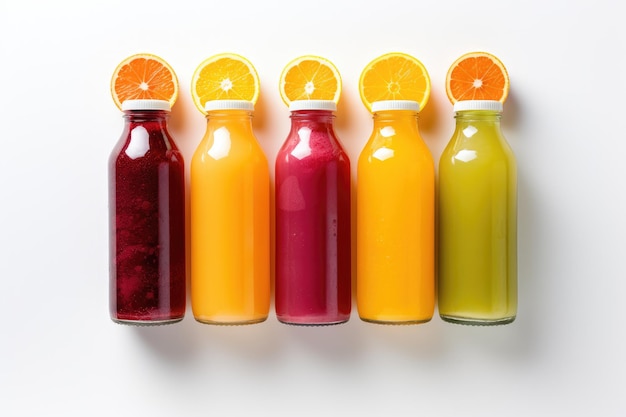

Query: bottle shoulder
[192,126,267,168]
[110,124,182,166]
[443,124,512,152]
[440,128,515,168]
[277,127,347,163]
[359,126,432,163]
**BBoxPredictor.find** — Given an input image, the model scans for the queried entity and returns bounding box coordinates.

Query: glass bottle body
[356,107,435,324]
[438,107,517,325]
[191,107,270,325]
[275,109,352,325]
[108,108,186,325]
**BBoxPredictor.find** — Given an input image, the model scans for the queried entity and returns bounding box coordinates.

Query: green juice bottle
[438,100,517,325]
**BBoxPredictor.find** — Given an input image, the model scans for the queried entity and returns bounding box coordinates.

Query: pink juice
[108,100,186,325]
[275,101,351,325]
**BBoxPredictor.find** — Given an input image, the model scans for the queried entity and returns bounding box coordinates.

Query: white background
[1,1,624,416]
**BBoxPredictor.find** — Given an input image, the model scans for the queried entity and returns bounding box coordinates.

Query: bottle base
[276,314,350,326]
[360,316,432,325]
[111,317,183,326]
[194,316,267,326]
[440,314,516,326]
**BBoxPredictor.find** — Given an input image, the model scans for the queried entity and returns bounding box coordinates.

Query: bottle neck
[123,110,169,125]
[287,110,337,144]
[372,110,420,136]
[206,109,254,134]
[206,109,253,121]
[290,110,335,127]
[455,110,501,125]
[451,110,505,147]
[119,110,175,153]
[373,109,418,123]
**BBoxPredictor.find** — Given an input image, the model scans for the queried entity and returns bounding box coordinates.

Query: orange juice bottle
[356,100,435,324]
[191,100,270,325]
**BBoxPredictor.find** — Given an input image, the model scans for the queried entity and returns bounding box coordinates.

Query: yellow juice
[438,102,517,325]
[357,102,435,324]
[190,102,270,324]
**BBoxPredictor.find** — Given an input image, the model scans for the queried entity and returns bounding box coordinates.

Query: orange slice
[110,53,178,110]
[359,52,431,112]
[191,53,260,114]
[279,55,342,106]
[445,51,509,104]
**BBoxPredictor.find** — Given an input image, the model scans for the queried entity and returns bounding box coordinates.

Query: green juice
[438,101,517,325]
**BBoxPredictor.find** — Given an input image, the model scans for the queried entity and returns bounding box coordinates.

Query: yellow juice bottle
[438,100,517,325]
[191,100,270,325]
[357,100,435,324]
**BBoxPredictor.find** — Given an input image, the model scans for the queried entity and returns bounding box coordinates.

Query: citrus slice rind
[279,55,342,107]
[110,53,179,111]
[445,51,509,104]
[358,52,431,113]
[191,53,260,114]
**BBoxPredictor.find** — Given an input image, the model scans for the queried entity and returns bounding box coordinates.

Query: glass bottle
[438,100,517,325]
[356,100,435,324]
[108,99,186,325]
[275,100,351,325]
[191,100,270,325]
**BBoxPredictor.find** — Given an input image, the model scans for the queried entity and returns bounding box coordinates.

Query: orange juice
[191,100,270,324]
[357,100,435,324]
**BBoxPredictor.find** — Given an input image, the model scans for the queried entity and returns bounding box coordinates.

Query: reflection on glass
[207,126,231,160]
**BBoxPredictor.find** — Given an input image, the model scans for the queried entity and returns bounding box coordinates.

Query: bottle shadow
[169,100,187,132]
[356,318,448,360]
[503,90,522,130]
[419,89,442,135]
[132,316,286,364]
[252,86,270,133]
[131,318,200,364]
[278,317,366,363]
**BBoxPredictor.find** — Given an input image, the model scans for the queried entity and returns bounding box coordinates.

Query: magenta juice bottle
[275,100,351,325]
[108,99,186,325]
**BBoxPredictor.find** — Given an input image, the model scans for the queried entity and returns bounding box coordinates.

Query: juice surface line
[274,100,352,325]
[108,99,186,325]
[438,100,517,325]
[191,100,270,325]
[356,100,435,324]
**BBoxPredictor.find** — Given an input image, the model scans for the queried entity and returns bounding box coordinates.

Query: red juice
[275,100,351,325]
[108,100,186,325]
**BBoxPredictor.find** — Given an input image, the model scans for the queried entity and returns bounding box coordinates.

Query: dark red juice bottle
[275,100,351,325]
[109,99,186,325]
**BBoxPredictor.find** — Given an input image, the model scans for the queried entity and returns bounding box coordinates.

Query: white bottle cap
[121,99,171,111]
[371,100,420,112]
[289,100,337,111]
[204,100,254,112]
[453,100,503,112]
